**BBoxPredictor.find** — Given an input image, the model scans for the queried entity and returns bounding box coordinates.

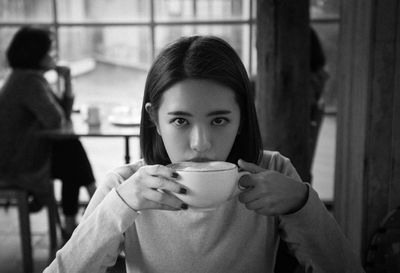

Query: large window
[0,0,339,112]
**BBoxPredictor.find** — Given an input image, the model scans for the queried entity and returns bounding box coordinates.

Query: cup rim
[168,161,237,172]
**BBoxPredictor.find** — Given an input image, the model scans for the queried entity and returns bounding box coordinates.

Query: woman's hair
[140,35,263,165]
[6,26,52,69]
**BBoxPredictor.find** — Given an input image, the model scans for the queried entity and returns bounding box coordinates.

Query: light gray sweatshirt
[44,151,364,273]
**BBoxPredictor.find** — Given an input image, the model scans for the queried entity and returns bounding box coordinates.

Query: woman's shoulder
[9,70,48,91]
[12,69,45,80]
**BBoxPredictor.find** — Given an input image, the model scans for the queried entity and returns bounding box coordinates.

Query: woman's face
[39,51,56,71]
[151,79,241,163]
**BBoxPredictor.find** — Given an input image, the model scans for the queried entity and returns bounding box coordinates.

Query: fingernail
[181,203,188,210]
[179,187,187,194]
[171,172,179,178]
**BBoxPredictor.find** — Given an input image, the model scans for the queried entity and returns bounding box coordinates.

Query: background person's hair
[140,35,263,165]
[6,26,52,69]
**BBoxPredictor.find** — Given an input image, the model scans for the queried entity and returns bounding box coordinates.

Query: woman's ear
[145,102,161,135]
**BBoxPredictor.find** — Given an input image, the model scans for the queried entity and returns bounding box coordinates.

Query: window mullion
[150,0,155,60]
[249,0,253,76]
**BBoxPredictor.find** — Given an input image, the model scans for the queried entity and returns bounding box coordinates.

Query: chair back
[365,206,400,272]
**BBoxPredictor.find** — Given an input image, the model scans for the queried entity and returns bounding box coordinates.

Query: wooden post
[334,0,400,261]
[256,0,311,181]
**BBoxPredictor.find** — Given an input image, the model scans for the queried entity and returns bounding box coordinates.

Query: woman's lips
[187,157,214,162]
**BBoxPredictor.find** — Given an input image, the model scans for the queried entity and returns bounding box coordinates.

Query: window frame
[0,0,339,77]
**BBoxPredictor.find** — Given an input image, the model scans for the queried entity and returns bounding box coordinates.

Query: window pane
[251,0,256,19]
[250,24,256,76]
[155,25,251,72]
[310,0,340,20]
[58,27,151,112]
[57,0,150,22]
[154,0,250,21]
[0,0,53,22]
[311,23,339,112]
[0,27,18,81]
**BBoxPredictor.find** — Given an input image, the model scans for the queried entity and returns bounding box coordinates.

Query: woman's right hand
[55,65,71,78]
[115,164,187,212]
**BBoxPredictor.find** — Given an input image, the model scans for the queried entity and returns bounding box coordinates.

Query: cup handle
[230,171,251,198]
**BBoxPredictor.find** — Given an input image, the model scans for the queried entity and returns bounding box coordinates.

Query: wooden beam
[365,0,399,251]
[256,0,311,181]
[389,0,400,208]
[391,0,400,210]
[334,0,400,261]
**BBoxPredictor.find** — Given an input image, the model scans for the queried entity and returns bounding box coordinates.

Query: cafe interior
[0,0,399,272]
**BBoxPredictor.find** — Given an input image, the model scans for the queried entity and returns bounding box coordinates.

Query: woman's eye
[212,118,228,126]
[172,118,188,127]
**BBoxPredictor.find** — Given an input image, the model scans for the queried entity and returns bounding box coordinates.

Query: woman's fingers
[238,159,265,174]
[113,164,178,182]
[144,165,186,194]
[145,164,178,180]
[239,170,271,188]
[112,163,141,180]
[143,188,186,210]
[145,172,184,194]
[238,171,309,215]
[116,164,188,212]
[240,195,281,216]
[238,187,264,204]
[238,174,254,188]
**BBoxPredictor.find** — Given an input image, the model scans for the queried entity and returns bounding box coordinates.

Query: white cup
[87,106,101,126]
[169,161,249,209]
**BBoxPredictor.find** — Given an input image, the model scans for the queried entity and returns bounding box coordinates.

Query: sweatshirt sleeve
[44,169,140,273]
[263,151,365,273]
[279,186,364,273]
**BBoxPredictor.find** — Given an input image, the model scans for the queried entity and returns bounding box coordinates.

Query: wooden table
[39,113,140,164]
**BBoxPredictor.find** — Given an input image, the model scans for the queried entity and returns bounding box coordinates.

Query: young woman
[0,27,96,238]
[45,36,364,273]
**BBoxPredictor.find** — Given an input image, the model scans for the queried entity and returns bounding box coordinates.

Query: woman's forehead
[159,79,239,113]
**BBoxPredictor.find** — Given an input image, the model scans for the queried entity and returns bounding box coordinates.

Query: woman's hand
[238,159,308,216]
[55,65,71,78]
[116,164,187,212]
[55,65,74,99]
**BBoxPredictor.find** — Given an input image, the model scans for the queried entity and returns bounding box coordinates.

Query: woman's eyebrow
[207,110,232,116]
[167,110,232,116]
[167,111,192,116]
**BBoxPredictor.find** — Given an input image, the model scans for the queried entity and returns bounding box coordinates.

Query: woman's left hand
[55,65,71,77]
[237,159,308,216]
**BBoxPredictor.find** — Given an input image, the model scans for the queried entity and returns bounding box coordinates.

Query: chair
[0,180,60,273]
[365,206,400,272]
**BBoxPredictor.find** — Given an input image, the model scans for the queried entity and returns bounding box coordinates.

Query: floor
[0,114,337,273]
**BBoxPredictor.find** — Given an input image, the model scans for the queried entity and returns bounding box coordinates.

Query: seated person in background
[0,26,96,239]
[45,35,364,273]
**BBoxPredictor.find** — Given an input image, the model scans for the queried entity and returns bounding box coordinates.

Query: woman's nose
[189,125,212,152]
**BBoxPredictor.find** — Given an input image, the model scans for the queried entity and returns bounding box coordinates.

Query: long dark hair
[140,35,262,165]
[6,26,52,70]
